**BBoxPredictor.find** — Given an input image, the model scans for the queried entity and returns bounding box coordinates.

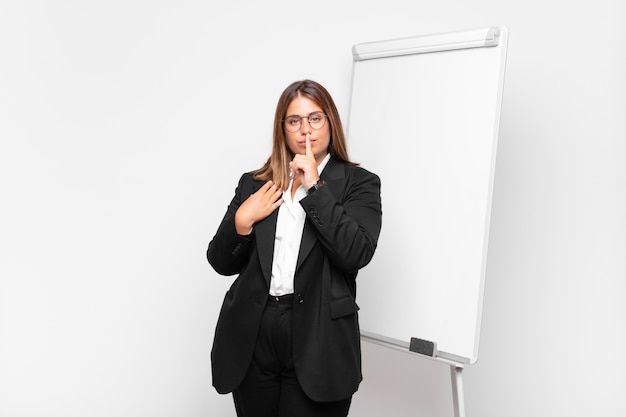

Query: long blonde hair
[250,80,356,190]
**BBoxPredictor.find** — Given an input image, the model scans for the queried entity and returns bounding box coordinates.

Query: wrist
[306,179,325,195]
[234,212,254,235]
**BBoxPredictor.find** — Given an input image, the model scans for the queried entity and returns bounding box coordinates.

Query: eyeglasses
[282,111,328,133]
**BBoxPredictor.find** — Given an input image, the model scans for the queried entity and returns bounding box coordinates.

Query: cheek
[285,134,300,154]
[320,129,331,148]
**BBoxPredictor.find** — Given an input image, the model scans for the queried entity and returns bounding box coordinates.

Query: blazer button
[231,243,242,256]
[296,294,304,304]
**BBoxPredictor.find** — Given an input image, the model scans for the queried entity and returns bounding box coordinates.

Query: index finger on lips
[305,133,312,157]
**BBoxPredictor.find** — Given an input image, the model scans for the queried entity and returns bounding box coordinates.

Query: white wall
[1,1,624,416]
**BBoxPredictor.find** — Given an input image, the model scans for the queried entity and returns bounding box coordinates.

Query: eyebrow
[285,110,324,118]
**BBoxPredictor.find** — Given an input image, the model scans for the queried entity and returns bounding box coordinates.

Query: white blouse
[269,154,331,296]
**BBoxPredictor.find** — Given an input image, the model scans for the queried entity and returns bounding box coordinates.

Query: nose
[300,117,312,133]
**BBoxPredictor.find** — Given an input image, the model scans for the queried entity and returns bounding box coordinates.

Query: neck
[315,151,329,165]
[291,176,301,200]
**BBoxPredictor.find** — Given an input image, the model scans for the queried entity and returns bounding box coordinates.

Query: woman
[207,79,382,417]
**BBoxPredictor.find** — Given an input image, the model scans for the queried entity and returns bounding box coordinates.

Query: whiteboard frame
[349,26,509,365]
[352,26,502,61]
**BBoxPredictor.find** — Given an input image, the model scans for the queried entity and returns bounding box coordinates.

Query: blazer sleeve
[299,165,382,273]
[207,173,255,276]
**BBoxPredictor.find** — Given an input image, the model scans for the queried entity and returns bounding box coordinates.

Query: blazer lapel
[296,158,346,270]
[255,209,278,288]
[297,222,317,271]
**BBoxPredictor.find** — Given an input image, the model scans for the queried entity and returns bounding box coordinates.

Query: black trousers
[232,295,352,417]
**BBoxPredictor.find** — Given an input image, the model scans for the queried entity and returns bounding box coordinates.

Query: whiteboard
[348,27,508,364]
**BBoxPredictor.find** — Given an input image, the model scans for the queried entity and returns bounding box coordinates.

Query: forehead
[285,96,323,116]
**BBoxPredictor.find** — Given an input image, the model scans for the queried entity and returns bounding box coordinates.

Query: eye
[286,117,300,126]
[309,112,325,123]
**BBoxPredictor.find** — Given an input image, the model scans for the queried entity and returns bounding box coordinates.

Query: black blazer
[207,158,382,402]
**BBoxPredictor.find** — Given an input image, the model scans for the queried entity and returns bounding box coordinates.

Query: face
[284,95,330,164]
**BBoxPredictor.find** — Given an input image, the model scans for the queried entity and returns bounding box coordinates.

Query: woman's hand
[289,133,320,190]
[234,181,283,235]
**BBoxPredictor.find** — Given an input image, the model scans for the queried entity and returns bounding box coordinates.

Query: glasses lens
[284,116,301,132]
[308,112,326,129]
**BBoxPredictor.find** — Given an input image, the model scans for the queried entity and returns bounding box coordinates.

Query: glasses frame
[282,111,328,133]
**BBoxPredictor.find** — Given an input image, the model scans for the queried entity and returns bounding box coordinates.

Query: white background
[1,1,624,416]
